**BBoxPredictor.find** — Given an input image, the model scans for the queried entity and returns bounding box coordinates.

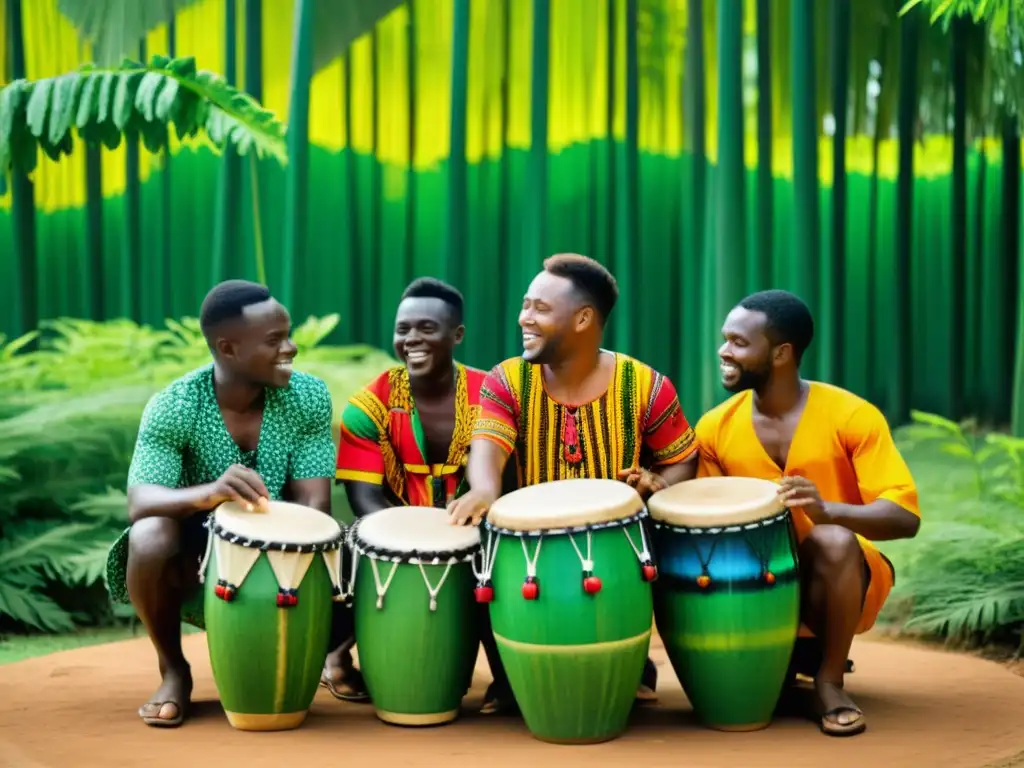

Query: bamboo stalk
[212,0,241,285]
[951,16,967,420]
[122,39,144,322]
[525,0,550,288]
[684,0,707,414]
[447,0,470,285]
[281,0,316,308]
[715,0,745,323]
[827,0,850,386]
[791,0,821,377]
[8,0,37,336]
[754,0,772,293]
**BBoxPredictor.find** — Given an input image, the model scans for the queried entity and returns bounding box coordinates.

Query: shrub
[0,315,394,633]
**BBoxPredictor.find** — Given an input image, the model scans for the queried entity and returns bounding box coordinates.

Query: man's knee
[802,524,862,570]
[128,517,183,566]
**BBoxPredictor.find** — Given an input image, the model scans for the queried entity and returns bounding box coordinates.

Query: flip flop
[635,684,659,704]
[319,669,371,703]
[139,701,187,728]
[820,705,866,737]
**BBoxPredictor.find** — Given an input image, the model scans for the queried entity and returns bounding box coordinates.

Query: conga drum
[476,478,656,744]
[647,476,801,731]
[347,506,481,726]
[199,500,346,731]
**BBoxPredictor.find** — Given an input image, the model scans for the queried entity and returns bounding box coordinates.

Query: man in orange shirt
[694,289,920,737]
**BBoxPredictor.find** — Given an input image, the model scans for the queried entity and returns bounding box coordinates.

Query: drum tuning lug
[697,574,711,589]
[521,576,539,600]
[474,583,495,603]
[582,573,602,595]
[764,571,776,586]
[641,563,658,582]
[214,579,237,601]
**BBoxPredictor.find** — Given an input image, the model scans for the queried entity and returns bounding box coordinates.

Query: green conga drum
[348,506,481,726]
[647,477,801,731]
[201,500,345,731]
[478,478,656,744]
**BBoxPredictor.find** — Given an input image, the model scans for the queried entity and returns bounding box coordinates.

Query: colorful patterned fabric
[474,352,697,486]
[335,363,485,507]
[695,381,920,636]
[104,364,337,626]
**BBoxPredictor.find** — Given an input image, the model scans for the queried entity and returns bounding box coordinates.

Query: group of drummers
[105,253,921,742]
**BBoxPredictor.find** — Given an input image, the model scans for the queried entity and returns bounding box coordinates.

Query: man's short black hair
[400,277,464,324]
[543,253,619,323]
[199,279,273,337]
[737,289,815,364]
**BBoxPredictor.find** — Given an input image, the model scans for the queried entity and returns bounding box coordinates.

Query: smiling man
[103,280,363,727]
[448,253,700,707]
[333,276,515,714]
[695,289,921,737]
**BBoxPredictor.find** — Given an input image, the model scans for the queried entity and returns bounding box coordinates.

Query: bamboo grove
[0,0,1020,432]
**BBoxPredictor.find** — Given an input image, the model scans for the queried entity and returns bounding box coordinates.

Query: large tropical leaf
[58,0,406,73]
[57,0,208,67]
[0,55,287,176]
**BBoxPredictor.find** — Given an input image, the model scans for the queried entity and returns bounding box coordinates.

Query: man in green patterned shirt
[105,280,366,727]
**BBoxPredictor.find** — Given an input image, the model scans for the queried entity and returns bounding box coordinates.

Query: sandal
[139,700,187,728]
[815,681,866,737]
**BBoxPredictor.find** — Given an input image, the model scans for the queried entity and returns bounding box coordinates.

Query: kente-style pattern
[474,352,697,486]
[335,363,485,507]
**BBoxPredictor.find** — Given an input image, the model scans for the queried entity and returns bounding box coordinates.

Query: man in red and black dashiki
[334,277,516,714]
[448,253,700,708]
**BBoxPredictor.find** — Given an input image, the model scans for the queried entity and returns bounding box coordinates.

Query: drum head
[647,476,783,528]
[486,478,644,532]
[211,500,343,549]
[350,506,481,562]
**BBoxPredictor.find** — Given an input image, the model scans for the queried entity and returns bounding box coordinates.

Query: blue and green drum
[647,476,801,731]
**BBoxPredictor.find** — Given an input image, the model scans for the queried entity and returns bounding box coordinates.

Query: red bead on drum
[697,574,711,589]
[522,577,539,600]
[475,585,495,604]
[214,583,226,600]
[765,571,776,585]
[642,563,658,582]
[583,575,602,595]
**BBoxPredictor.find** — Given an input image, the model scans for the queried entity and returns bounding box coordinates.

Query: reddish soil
[1,631,1023,768]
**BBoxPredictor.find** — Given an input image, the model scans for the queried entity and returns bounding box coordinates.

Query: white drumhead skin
[487,478,644,531]
[647,476,784,528]
[213,500,342,544]
[356,506,481,554]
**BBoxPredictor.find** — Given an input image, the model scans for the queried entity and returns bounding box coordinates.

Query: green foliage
[883,410,1024,647]
[0,55,287,178]
[0,315,395,634]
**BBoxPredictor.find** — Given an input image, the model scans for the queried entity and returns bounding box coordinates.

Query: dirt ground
[1,631,1023,768]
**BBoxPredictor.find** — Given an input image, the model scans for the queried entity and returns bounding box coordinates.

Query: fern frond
[0,55,286,177]
[0,576,76,632]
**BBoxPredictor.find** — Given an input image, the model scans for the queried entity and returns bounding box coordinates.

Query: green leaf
[940,442,975,458]
[0,577,76,632]
[910,409,965,434]
[25,78,53,139]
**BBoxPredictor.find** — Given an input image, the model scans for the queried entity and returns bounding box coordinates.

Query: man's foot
[479,681,518,715]
[320,662,370,703]
[814,679,865,737]
[139,666,192,727]
[635,657,658,703]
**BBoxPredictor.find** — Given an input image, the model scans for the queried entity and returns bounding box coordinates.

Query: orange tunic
[694,381,920,636]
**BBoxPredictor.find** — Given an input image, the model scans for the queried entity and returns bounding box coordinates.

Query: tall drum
[200,500,346,731]
[476,478,657,744]
[347,506,481,726]
[647,476,801,731]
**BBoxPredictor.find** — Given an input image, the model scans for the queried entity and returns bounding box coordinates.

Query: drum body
[348,506,481,726]
[648,477,801,731]
[479,479,655,745]
[201,501,345,731]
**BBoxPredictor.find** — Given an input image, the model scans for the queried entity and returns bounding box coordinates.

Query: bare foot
[814,678,865,737]
[139,665,192,727]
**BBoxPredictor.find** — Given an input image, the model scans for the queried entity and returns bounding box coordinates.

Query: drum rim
[482,508,649,538]
[204,514,345,553]
[346,516,481,564]
[651,508,792,534]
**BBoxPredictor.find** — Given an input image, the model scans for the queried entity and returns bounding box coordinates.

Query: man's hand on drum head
[777,474,828,523]
[210,464,270,513]
[446,489,495,527]
[617,466,668,500]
